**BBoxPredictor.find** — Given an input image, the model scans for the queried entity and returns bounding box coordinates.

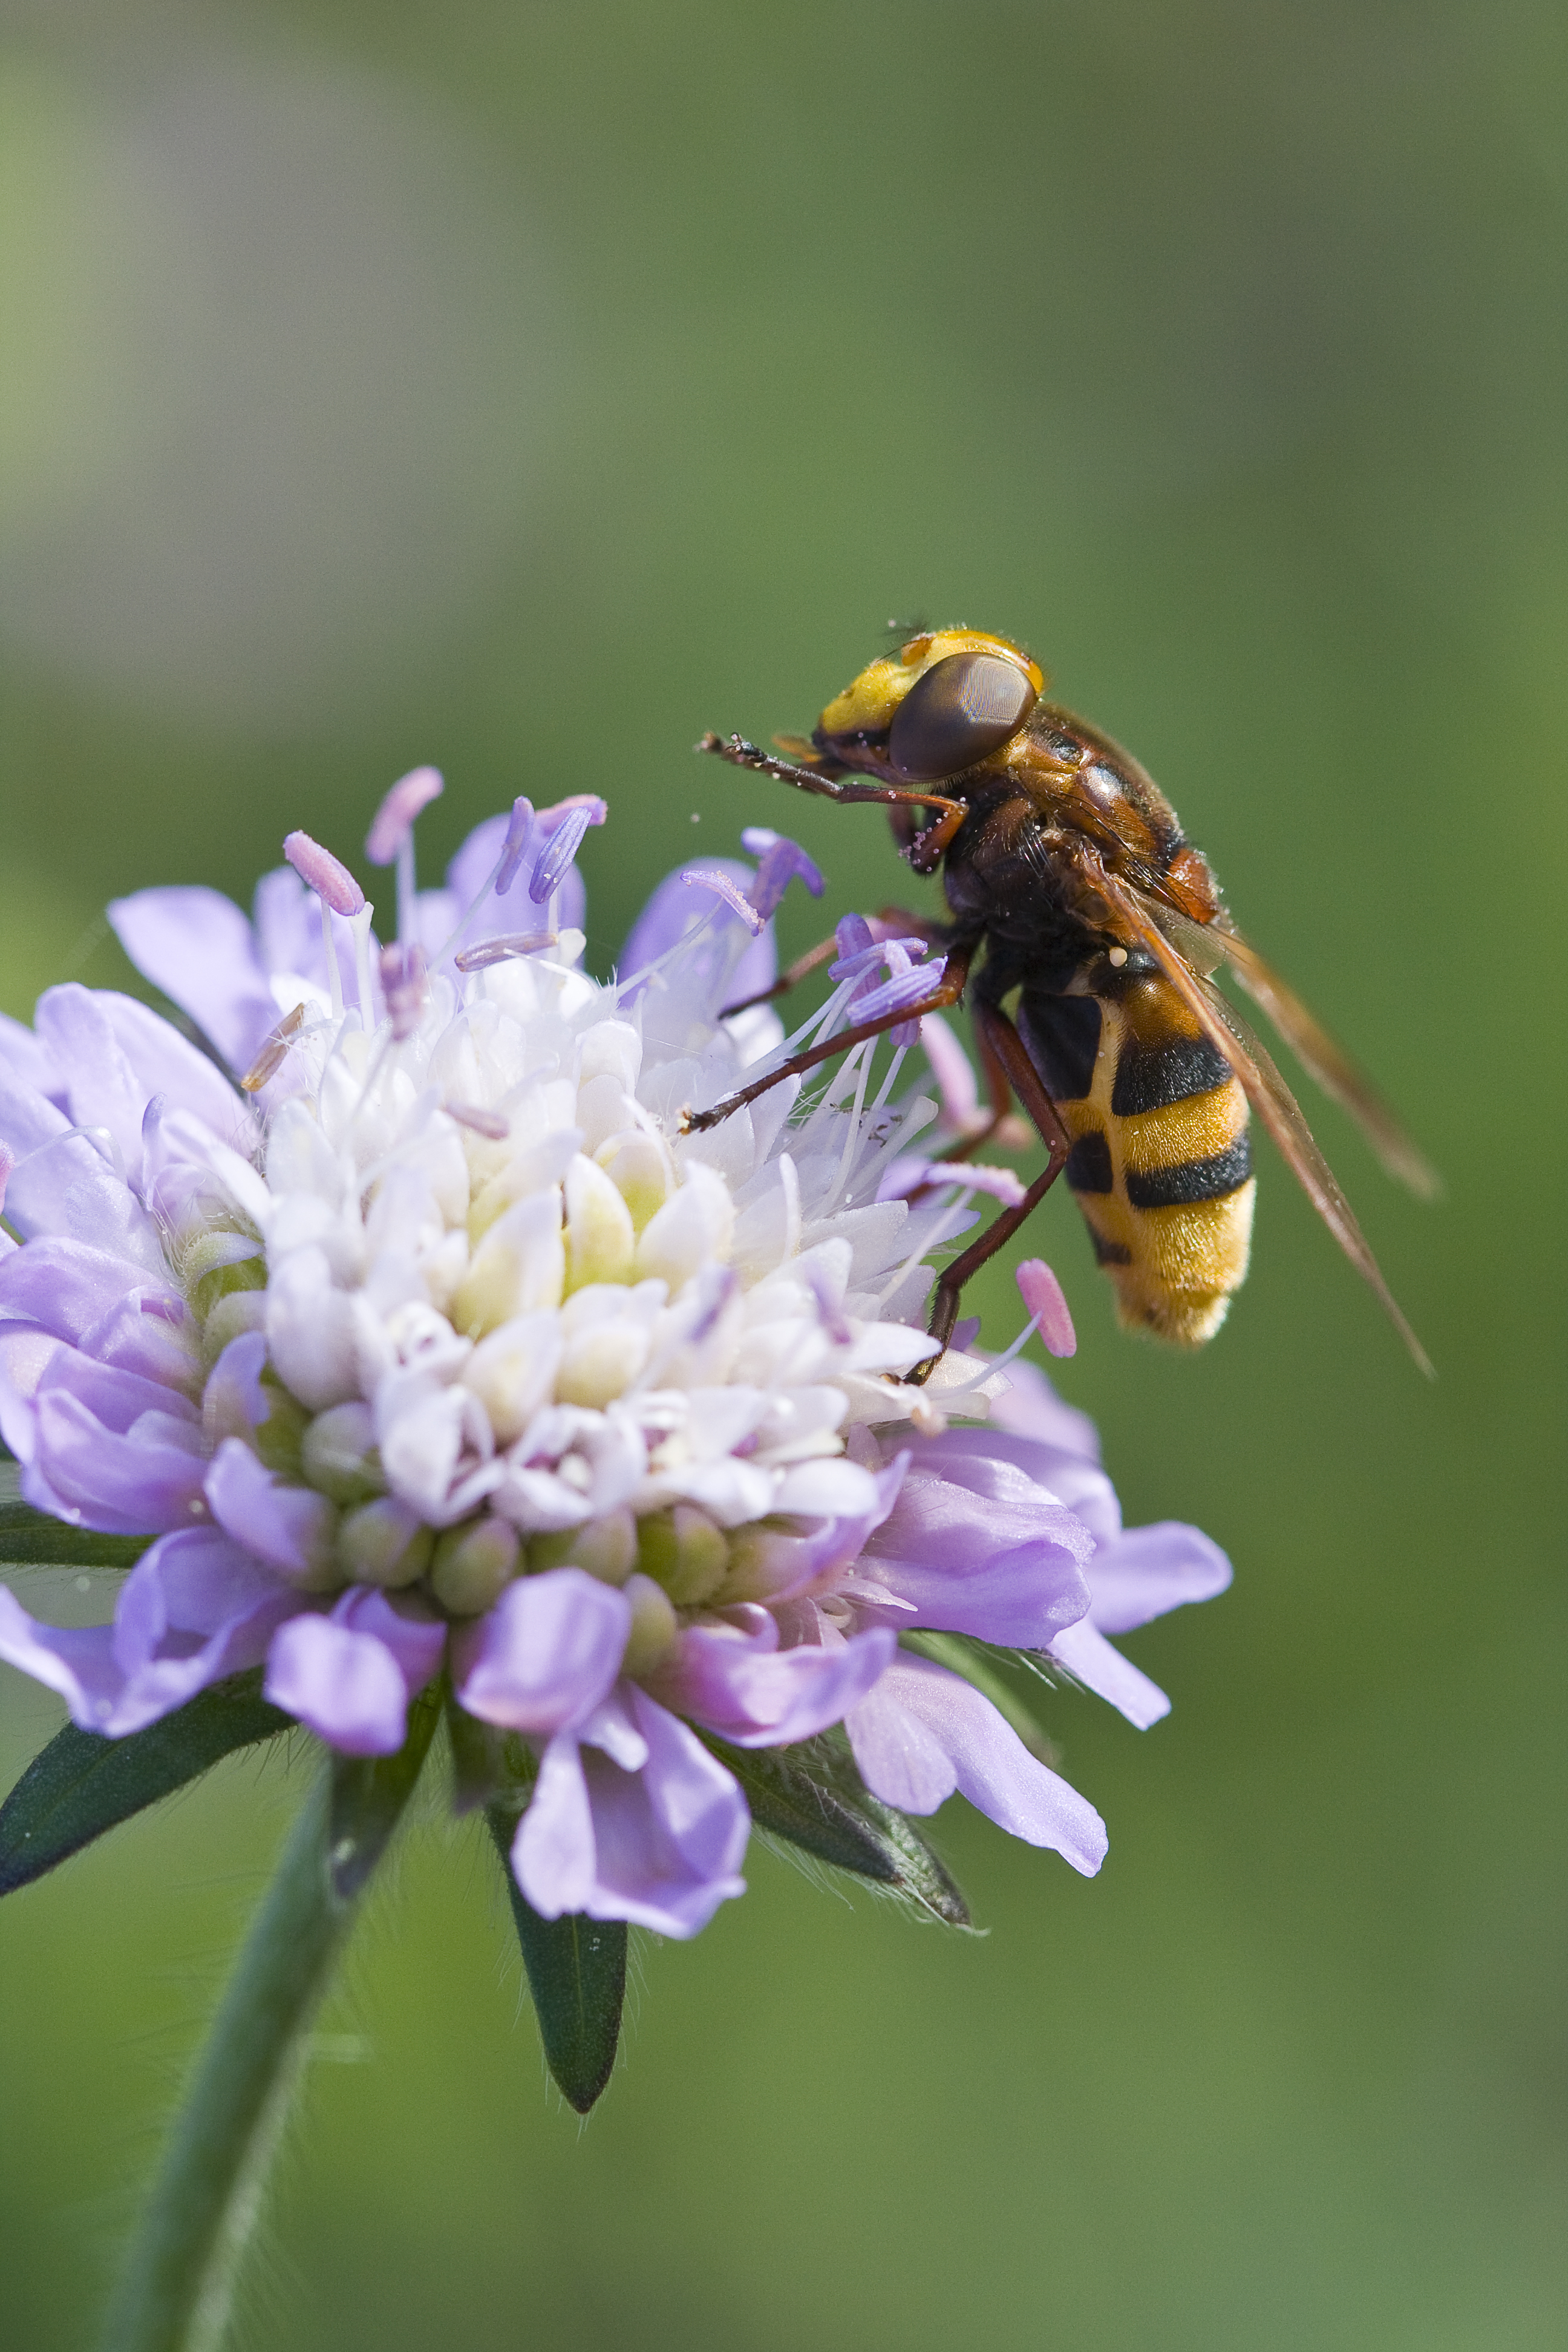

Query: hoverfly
[691,627,1436,1374]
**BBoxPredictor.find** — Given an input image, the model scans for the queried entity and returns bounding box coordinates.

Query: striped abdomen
[1020,966,1255,1345]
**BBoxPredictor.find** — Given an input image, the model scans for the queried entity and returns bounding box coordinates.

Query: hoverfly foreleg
[684,944,974,1134]
[719,906,948,1019]
[697,732,963,823]
[906,1001,1073,1382]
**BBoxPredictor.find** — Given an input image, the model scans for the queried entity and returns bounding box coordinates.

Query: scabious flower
[0,779,1229,1938]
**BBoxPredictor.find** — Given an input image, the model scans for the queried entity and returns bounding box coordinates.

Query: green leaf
[485,1800,627,2114]
[0,1667,292,1896]
[0,1462,154,1569]
[327,1680,442,1903]
[708,1736,973,1928]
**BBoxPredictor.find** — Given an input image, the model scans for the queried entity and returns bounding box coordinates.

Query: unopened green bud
[634,1504,729,1606]
[301,1402,385,1506]
[530,1509,637,1584]
[621,1573,678,1677]
[339,1498,433,1589]
[431,1516,520,1615]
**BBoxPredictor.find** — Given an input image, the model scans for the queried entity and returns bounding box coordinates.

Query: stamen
[1015,1259,1076,1357]
[740,828,825,921]
[454,932,558,972]
[494,797,535,894]
[379,943,428,1043]
[677,868,766,934]
[529,806,596,904]
[829,934,930,983]
[365,766,443,865]
[282,832,365,918]
[851,959,946,1024]
[448,1102,511,1140]
[241,1003,307,1093]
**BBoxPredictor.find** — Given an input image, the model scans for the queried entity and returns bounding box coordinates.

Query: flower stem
[100,1706,435,2352]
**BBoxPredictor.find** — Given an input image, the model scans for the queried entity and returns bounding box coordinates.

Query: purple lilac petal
[722,1460,906,1604]
[252,867,323,984]
[840,1670,958,1813]
[648,1616,897,1747]
[0,1011,64,1105]
[906,1421,1120,1548]
[856,1447,1094,1645]
[0,1238,168,1348]
[0,1077,163,1269]
[848,1654,1108,1875]
[94,992,252,1139]
[920,1010,978,1129]
[77,1290,203,1394]
[0,1527,295,1736]
[1045,1618,1171,1731]
[515,1687,748,1936]
[31,987,152,1169]
[264,1589,444,1754]
[621,858,767,979]
[264,1613,408,1754]
[1082,1521,1233,1634]
[987,1357,1103,1465]
[454,1568,630,1735]
[108,887,279,1073]
[205,1438,336,1580]
[26,1353,206,1532]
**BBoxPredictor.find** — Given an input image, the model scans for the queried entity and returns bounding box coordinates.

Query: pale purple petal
[0,1238,163,1348]
[27,1353,206,1533]
[724,1459,905,1604]
[76,1289,203,1394]
[264,1614,407,1753]
[648,1618,896,1746]
[0,1074,163,1270]
[264,1587,443,1754]
[987,1357,1102,1464]
[1084,1521,1233,1634]
[844,1674,958,1813]
[94,993,252,1140]
[32,986,151,1168]
[852,1654,1107,1875]
[515,1688,748,1937]
[907,1420,1120,1547]
[0,1527,295,1736]
[205,1437,337,1581]
[857,1445,1094,1644]
[621,858,764,976]
[108,887,278,1071]
[1046,1617,1171,1730]
[0,1010,64,1105]
[454,1567,629,1736]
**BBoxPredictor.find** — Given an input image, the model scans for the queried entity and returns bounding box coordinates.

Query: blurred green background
[1,2,1564,2346]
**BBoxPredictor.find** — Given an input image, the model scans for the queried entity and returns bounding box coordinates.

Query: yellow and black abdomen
[1019,969,1255,1345]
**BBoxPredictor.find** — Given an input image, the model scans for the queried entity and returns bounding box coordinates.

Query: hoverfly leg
[685,947,974,1134]
[905,1001,1073,1385]
[719,905,949,1019]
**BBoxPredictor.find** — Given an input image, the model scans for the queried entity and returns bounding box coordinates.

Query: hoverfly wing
[1201,925,1440,1200]
[1082,855,1434,1376]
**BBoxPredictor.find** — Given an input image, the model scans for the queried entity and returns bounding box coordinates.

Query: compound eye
[887,652,1037,782]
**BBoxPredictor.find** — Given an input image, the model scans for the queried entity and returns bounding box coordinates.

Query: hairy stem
[100,1707,434,2352]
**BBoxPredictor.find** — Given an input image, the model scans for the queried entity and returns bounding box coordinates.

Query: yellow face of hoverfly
[812,628,1047,785]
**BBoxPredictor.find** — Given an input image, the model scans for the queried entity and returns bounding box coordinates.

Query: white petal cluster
[174,924,990,1616]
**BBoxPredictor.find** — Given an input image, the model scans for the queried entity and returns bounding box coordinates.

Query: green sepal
[0,1667,292,1896]
[485,1798,627,2114]
[707,1734,973,1928]
[327,1680,442,1903]
[0,1462,154,1570]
